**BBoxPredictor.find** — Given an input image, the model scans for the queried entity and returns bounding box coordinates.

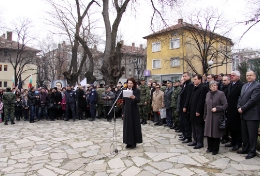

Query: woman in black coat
[77,86,87,120]
[48,88,57,121]
[123,78,142,149]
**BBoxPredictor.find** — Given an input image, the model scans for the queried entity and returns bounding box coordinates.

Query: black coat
[77,89,87,108]
[164,87,173,109]
[179,79,194,115]
[188,84,208,123]
[221,84,229,97]
[238,81,260,121]
[226,80,243,130]
[123,88,142,145]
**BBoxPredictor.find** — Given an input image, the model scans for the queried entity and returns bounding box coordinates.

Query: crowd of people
[0,70,259,158]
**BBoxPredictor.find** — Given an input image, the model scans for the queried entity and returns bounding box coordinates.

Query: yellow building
[0,32,39,89]
[143,19,233,82]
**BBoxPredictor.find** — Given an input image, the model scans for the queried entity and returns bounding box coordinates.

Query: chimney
[2,33,5,38]
[132,42,135,50]
[7,31,12,41]
[94,45,97,51]
[62,41,66,46]
[140,44,143,49]
[178,19,183,24]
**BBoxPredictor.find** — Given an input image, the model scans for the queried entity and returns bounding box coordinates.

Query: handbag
[219,109,226,129]
[159,108,166,119]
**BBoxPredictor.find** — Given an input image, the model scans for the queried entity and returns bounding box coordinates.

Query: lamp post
[208,60,214,74]
[133,58,140,81]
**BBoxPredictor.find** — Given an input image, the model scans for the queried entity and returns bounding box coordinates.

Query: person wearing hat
[138,77,150,125]
[64,84,77,121]
[164,80,174,128]
[28,87,39,123]
[161,80,167,92]
[101,86,115,122]
[87,84,97,121]
[2,87,16,125]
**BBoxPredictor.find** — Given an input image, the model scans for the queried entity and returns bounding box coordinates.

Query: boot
[4,121,8,125]
[142,120,147,125]
[11,120,15,125]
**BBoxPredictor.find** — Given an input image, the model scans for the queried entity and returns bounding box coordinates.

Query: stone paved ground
[0,119,260,176]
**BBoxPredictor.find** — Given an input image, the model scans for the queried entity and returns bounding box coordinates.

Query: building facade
[143,19,233,83]
[0,32,39,89]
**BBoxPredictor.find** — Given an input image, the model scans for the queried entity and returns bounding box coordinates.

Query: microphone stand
[107,88,124,154]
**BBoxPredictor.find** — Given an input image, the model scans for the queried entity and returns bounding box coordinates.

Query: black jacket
[179,79,194,114]
[64,89,76,104]
[188,83,208,122]
[28,90,37,106]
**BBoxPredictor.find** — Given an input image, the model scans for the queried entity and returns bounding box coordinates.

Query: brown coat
[152,90,164,112]
[204,90,227,138]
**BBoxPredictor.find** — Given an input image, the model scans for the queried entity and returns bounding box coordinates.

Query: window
[170,38,180,49]
[152,59,161,69]
[170,57,180,67]
[4,65,7,71]
[0,65,2,71]
[4,82,7,87]
[152,42,161,52]
[0,81,2,87]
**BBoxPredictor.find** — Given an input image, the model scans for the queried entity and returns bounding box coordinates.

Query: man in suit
[187,74,208,149]
[237,71,260,159]
[178,72,194,143]
[225,71,244,151]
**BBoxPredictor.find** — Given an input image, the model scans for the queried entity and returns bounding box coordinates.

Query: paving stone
[230,164,260,171]
[209,158,230,169]
[38,168,57,176]
[149,162,173,171]
[121,166,141,176]
[132,156,151,167]
[165,167,195,176]
[108,158,125,169]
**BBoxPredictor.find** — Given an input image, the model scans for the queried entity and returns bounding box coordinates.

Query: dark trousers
[24,109,29,120]
[166,108,172,126]
[230,130,242,146]
[49,108,56,120]
[207,137,220,153]
[191,122,204,146]
[66,103,76,120]
[78,107,85,119]
[104,106,113,120]
[38,106,48,120]
[90,104,96,118]
[181,113,192,139]
[241,119,259,155]
[153,111,160,123]
[29,105,35,122]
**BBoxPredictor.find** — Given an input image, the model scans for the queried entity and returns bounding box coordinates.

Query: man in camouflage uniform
[3,87,16,125]
[160,80,167,92]
[138,77,150,125]
[170,80,181,130]
[96,84,105,118]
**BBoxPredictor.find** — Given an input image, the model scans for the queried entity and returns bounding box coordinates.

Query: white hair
[231,70,241,77]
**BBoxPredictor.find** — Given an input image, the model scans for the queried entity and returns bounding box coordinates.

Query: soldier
[170,80,181,129]
[138,77,150,125]
[161,80,167,92]
[64,84,77,122]
[88,84,97,121]
[96,84,105,118]
[3,87,16,125]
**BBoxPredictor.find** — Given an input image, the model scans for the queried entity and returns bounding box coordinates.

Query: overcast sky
[0,0,259,51]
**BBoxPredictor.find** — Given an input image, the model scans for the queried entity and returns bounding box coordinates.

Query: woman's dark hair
[127,77,137,89]
[49,88,53,95]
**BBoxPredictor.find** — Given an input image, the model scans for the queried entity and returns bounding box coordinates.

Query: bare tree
[1,19,39,86]
[183,10,233,74]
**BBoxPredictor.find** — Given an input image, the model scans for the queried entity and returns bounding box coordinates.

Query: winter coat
[226,80,243,130]
[204,90,227,138]
[77,89,87,108]
[64,89,76,104]
[188,84,208,123]
[88,88,97,105]
[28,90,37,106]
[39,91,48,106]
[102,91,115,106]
[123,88,142,145]
[152,90,164,112]
[179,79,194,114]
[164,87,173,109]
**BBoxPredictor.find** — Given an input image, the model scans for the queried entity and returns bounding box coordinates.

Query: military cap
[174,80,180,83]
[6,87,11,91]
[140,77,145,81]
[67,84,72,87]
[167,80,173,83]
[89,84,94,87]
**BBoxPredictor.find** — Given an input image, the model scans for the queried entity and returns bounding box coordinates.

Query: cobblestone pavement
[0,119,260,176]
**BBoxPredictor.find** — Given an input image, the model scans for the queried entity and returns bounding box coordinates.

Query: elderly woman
[152,84,164,126]
[204,81,227,155]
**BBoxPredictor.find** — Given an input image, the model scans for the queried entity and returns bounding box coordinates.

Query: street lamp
[208,60,214,74]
